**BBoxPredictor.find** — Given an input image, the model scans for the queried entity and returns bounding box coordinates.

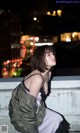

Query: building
[0,9,21,60]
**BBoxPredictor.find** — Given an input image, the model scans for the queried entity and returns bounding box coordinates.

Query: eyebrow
[46,50,53,53]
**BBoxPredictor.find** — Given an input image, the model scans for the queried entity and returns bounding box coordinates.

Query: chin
[52,62,56,66]
[54,63,56,65]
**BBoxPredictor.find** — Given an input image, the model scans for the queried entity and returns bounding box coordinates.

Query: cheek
[50,57,56,65]
[46,59,53,65]
[45,58,49,65]
[53,60,56,65]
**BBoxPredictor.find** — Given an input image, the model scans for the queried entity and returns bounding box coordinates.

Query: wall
[0,76,80,132]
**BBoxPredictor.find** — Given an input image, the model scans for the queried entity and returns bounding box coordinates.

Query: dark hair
[30,45,56,72]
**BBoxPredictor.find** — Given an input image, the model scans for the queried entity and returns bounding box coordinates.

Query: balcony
[0,76,80,132]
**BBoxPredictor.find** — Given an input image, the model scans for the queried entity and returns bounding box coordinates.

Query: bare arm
[43,71,52,95]
[49,71,52,80]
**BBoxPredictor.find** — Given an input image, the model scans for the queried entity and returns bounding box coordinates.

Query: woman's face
[45,51,56,69]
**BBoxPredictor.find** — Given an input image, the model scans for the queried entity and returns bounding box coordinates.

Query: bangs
[45,46,56,55]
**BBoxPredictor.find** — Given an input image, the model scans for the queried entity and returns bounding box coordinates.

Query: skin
[24,51,56,98]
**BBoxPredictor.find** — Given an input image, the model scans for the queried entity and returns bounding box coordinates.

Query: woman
[9,45,70,133]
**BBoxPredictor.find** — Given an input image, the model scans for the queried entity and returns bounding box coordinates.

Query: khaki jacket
[8,81,46,133]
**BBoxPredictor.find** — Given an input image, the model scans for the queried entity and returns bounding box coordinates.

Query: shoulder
[29,74,43,97]
[32,74,43,83]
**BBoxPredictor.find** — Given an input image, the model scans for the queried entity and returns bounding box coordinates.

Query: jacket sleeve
[17,91,39,133]
[9,84,39,133]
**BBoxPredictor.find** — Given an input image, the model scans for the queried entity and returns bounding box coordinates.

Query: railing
[0,76,80,133]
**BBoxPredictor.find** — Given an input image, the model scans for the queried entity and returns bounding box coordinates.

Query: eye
[47,53,50,56]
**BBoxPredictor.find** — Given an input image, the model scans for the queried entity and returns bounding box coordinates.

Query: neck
[34,69,50,78]
[41,70,50,78]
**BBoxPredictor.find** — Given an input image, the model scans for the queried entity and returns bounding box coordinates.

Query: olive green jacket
[8,81,46,133]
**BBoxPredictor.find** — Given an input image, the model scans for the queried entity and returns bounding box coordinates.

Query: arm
[43,71,52,95]
[49,71,52,80]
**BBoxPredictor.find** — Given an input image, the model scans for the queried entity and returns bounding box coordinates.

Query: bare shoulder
[32,74,43,83]
[29,74,43,97]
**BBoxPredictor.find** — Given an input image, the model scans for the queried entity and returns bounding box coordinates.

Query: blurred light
[3,68,7,71]
[33,17,37,21]
[35,37,39,42]
[35,43,53,46]
[66,37,71,42]
[2,71,8,78]
[61,33,71,42]
[47,11,51,16]
[72,32,78,38]
[7,60,11,64]
[57,10,62,17]
[13,72,17,76]
[52,11,56,16]
[30,42,34,45]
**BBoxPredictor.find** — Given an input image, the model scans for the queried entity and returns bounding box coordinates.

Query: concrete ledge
[0,76,80,132]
